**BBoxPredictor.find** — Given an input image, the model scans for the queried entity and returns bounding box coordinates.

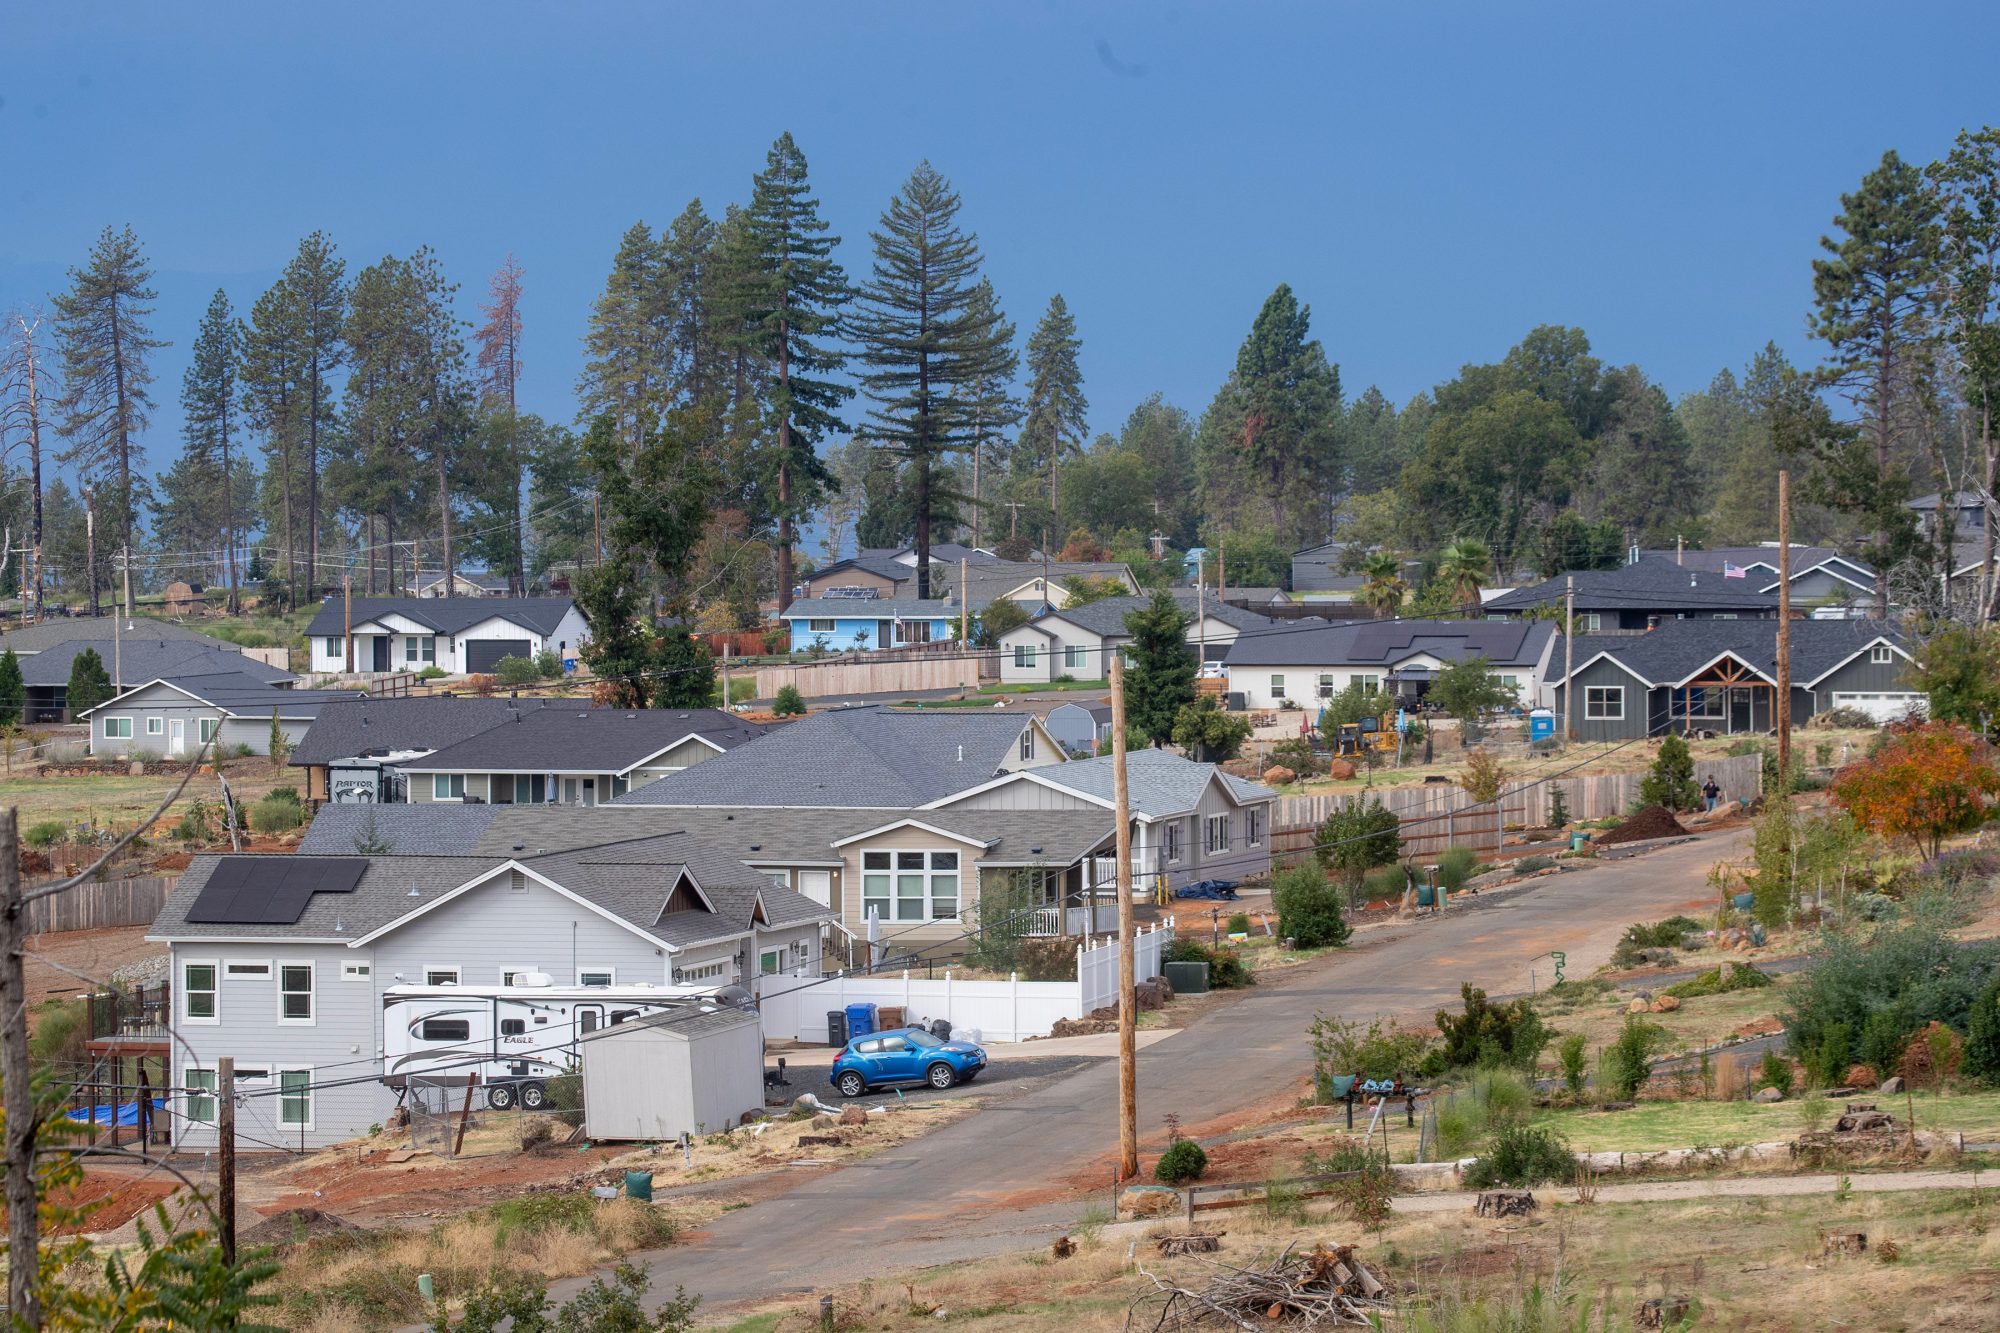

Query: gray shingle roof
[948,561,1137,613]
[781,596,960,620]
[1222,618,1555,668]
[1031,593,1282,641]
[1560,619,1910,686]
[611,706,1044,808]
[21,640,295,688]
[987,748,1276,821]
[409,706,765,775]
[304,596,577,638]
[299,804,505,855]
[1485,558,1780,614]
[289,696,527,766]
[0,617,238,657]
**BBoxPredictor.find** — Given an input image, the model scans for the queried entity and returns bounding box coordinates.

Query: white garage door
[1829,692,1928,724]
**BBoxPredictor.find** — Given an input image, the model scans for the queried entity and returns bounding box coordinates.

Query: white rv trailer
[381,973,730,1110]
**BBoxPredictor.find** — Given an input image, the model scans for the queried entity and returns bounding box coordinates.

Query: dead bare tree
[0,311,54,621]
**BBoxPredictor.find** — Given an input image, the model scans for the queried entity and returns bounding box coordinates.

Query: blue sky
[1,2,1995,481]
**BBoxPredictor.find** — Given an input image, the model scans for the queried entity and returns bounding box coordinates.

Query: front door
[167,718,185,757]
[372,635,390,672]
[582,778,596,808]
[1729,688,1753,733]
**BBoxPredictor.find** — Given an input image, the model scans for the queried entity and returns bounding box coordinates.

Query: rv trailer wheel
[519,1081,548,1111]
[486,1084,516,1111]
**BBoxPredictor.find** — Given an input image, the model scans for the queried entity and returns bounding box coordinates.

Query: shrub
[1273,865,1351,948]
[1602,1014,1669,1099]
[772,684,806,716]
[1802,1020,1854,1090]
[1226,912,1250,935]
[493,654,540,687]
[1860,1007,1914,1083]
[1546,785,1570,828]
[1557,1033,1589,1099]
[249,798,304,834]
[1361,863,1405,904]
[1434,983,1548,1072]
[534,647,564,679]
[23,820,66,848]
[490,1190,595,1244]
[1309,1014,1436,1084]
[267,786,301,806]
[726,676,755,705]
[416,665,448,680]
[1966,977,2000,1085]
[1165,937,1212,965]
[1314,798,1401,890]
[1757,1049,1794,1096]
[1154,1137,1207,1184]
[1463,1122,1576,1189]
[1512,855,1556,875]
[1639,732,1699,811]
[1663,963,1772,999]
[1206,949,1252,989]
[1435,845,1479,892]
[1831,721,2000,857]
[231,743,255,758]
[1612,915,1701,966]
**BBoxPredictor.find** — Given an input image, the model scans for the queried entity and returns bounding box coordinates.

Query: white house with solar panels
[146,841,829,1149]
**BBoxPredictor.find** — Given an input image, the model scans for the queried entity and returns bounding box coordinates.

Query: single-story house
[147,833,832,1148]
[1220,618,1560,712]
[1551,619,1920,741]
[612,705,1065,809]
[996,592,1284,685]
[1483,557,1780,629]
[412,570,511,598]
[1044,700,1112,755]
[401,705,766,807]
[1637,546,1876,614]
[16,638,297,723]
[779,597,961,652]
[306,597,589,676]
[83,674,365,758]
[797,548,1129,613]
[290,696,526,804]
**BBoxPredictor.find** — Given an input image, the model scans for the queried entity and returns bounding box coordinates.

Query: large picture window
[432,773,465,800]
[861,848,960,922]
[1584,686,1624,720]
[102,717,133,740]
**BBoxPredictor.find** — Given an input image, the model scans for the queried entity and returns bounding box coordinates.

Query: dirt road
[542,830,1743,1312]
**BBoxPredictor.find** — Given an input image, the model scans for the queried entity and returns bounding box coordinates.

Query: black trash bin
[930,1018,953,1040]
[828,1010,848,1047]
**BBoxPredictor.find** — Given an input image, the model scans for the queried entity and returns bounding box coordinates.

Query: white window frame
[860,848,961,923]
[325,637,342,658]
[277,961,315,1025]
[1269,674,1285,700]
[1245,807,1263,847]
[1870,645,1893,664]
[1014,643,1037,669]
[760,949,782,976]
[277,1068,313,1130]
[1317,674,1335,698]
[1353,675,1381,693]
[1584,686,1624,721]
[1019,729,1034,761]
[423,965,462,987]
[1581,613,1603,632]
[499,965,537,986]
[184,1067,217,1124]
[145,716,164,736]
[1204,814,1232,854]
[1064,644,1087,670]
[1164,822,1181,863]
[340,961,371,982]
[405,635,436,665]
[676,959,729,984]
[577,967,615,988]
[432,773,465,801]
[198,717,219,744]
[223,960,271,980]
[1681,687,1724,721]
[102,717,133,740]
[182,960,219,1024]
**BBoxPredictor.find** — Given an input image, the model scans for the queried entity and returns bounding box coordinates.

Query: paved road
[564,831,1744,1310]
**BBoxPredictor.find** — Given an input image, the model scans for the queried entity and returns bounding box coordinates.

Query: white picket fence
[756,919,1175,1044]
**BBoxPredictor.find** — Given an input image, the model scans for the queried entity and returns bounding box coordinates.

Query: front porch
[1670,658,1776,736]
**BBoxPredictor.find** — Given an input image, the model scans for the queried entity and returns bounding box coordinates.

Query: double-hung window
[1164,822,1181,863]
[184,1068,217,1124]
[1270,675,1286,700]
[1014,644,1037,669]
[1317,674,1335,699]
[432,773,465,800]
[324,636,342,658]
[1584,686,1623,720]
[1019,730,1034,761]
[183,962,218,1022]
[146,716,164,737]
[1245,808,1263,847]
[405,636,436,665]
[278,963,314,1023]
[278,1070,312,1129]
[861,849,960,922]
[102,717,132,740]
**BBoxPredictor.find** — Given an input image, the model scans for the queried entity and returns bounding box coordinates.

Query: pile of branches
[1129,1242,1391,1329]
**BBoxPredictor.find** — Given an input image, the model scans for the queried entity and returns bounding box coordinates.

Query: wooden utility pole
[343,575,354,673]
[1563,575,1576,741]
[1109,654,1138,1180]
[121,541,133,625]
[2,809,43,1328]
[84,485,97,619]
[1777,471,1793,786]
[218,1056,237,1266]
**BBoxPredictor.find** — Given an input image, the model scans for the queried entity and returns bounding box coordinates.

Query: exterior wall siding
[91,688,310,758]
[1555,660,1653,742]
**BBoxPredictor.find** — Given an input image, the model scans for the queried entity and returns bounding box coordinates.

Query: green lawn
[976,680,1108,695]
[1531,1088,2000,1153]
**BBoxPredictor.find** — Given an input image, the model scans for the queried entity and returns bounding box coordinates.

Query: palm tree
[1358,552,1407,619]
[1436,538,1492,617]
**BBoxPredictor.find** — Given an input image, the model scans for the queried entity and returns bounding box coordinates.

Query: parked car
[830,1026,987,1095]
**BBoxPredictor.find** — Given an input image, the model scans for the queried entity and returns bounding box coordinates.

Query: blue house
[780,597,961,652]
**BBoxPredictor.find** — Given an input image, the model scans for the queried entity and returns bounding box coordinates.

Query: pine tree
[474,254,528,594]
[0,649,23,727]
[53,225,166,611]
[579,221,668,459]
[1809,151,1941,616]
[850,162,1012,599]
[66,646,111,719]
[1122,591,1195,746]
[342,255,429,595]
[727,132,853,612]
[0,312,53,619]
[961,279,1020,549]
[181,289,245,610]
[408,248,473,596]
[1227,284,1342,546]
[1019,294,1088,518]
[660,200,724,413]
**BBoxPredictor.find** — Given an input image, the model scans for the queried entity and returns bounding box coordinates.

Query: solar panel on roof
[184,856,367,925]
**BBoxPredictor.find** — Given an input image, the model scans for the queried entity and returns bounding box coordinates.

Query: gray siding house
[1551,620,1919,741]
[402,706,766,807]
[148,835,829,1149]
[84,676,365,758]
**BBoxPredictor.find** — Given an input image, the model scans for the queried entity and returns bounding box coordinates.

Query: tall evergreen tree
[1122,591,1195,746]
[475,254,528,593]
[53,224,165,609]
[65,646,111,719]
[1809,150,1942,615]
[1930,128,2000,618]
[181,289,245,610]
[1018,294,1088,518]
[342,255,430,595]
[961,279,1020,549]
[660,200,724,413]
[578,221,668,458]
[407,248,474,596]
[726,132,853,612]
[0,649,22,727]
[850,162,1012,599]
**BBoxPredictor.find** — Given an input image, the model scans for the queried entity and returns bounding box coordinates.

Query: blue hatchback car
[830,1026,987,1095]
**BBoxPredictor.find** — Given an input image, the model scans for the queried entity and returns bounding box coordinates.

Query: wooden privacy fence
[25,875,178,936]
[752,650,998,701]
[1268,751,1763,865]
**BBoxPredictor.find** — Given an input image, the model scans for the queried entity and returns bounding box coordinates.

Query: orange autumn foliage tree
[1829,722,2000,858]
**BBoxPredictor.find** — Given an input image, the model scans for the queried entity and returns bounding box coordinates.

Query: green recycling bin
[624,1170,654,1202]
[1570,831,1588,852]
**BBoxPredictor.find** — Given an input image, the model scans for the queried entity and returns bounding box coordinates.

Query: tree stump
[1821,1231,1868,1258]
[1474,1190,1537,1218]
[1635,1296,1691,1329]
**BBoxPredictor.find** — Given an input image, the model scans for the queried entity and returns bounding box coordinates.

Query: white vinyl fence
[757,919,1175,1044]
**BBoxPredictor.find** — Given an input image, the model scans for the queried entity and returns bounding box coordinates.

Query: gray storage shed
[578,1005,765,1142]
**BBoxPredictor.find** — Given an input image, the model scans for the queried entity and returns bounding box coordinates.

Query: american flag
[1722,562,1747,579]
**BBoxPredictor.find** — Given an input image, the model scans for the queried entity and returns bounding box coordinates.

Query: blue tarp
[63,1098,164,1128]
[1173,880,1240,901]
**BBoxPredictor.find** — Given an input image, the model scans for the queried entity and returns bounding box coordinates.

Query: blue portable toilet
[844,1002,878,1039]
[1529,708,1555,742]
